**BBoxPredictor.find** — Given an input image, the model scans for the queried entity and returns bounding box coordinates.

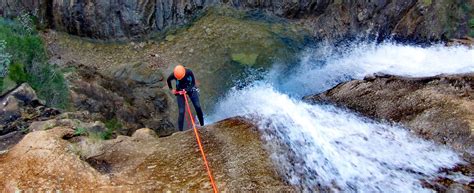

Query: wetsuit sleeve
[167,73,175,90]
[189,70,196,88]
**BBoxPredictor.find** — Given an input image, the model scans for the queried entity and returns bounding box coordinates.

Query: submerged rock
[304,73,474,160]
[0,118,292,191]
[231,53,259,66]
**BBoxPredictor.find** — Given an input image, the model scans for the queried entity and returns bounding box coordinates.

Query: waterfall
[208,42,474,192]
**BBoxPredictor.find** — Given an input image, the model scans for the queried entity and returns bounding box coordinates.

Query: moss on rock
[231,53,259,66]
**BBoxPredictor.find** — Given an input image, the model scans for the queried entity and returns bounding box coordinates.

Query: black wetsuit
[167,69,204,131]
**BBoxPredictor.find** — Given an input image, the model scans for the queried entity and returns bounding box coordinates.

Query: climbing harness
[177,90,218,193]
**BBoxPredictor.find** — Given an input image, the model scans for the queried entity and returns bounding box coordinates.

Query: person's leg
[176,95,185,131]
[189,91,204,126]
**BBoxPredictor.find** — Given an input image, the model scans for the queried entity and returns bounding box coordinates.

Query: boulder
[0,83,39,131]
[131,128,157,141]
[0,83,60,151]
[304,73,474,159]
[0,94,21,133]
[0,127,109,191]
[112,62,164,86]
[3,83,39,105]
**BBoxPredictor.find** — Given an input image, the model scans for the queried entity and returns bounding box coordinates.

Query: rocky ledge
[0,117,291,191]
[304,73,474,161]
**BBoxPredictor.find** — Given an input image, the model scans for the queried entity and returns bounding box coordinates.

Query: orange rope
[181,90,218,193]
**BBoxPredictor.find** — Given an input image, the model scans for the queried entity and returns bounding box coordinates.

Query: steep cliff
[1,0,472,41]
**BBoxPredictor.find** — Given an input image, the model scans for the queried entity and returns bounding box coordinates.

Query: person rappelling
[167,65,218,192]
[167,64,205,131]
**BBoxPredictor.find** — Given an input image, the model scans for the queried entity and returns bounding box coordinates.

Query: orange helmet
[173,65,186,80]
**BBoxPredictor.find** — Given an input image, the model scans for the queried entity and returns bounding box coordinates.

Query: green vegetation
[100,118,122,140]
[422,0,432,6]
[105,118,123,132]
[74,127,87,136]
[75,118,122,140]
[88,129,114,141]
[0,40,11,77]
[94,132,112,141]
[1,76,16,94]
[20,126,29,134]
[7,63,28,83]
[0,16,70,109]
[469,18,474,37]
[72,119,122,141]
[459,1,474,37]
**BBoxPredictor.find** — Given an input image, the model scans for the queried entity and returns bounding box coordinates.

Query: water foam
[273,42,474,97]
[210,84,463,192]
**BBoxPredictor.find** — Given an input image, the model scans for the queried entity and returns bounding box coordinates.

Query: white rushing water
[208,42,474,192]
[273,42,474,97]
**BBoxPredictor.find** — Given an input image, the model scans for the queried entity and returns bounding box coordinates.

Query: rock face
[0,83,61,151]
[306,0,473,41]
[1,0,471,41]
[0,118,292,191]
[304,73,474,159]
[66,63,174,136]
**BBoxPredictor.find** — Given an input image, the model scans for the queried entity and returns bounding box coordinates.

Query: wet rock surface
[1,0,471,41]
[304,73,474,160]
[0,117,292,191]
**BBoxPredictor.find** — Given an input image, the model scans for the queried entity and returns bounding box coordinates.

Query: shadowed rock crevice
[85,157,112,174]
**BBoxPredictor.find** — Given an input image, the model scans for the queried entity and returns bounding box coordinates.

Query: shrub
[89,130,113,141]
[75,119,122,141]
[74,127,87,136]
[101,118,123,140]
[105,118,123,131]
[0,16,69,109]
[0,39,11,78]
[7,63,28,83]
[469,18,474,37]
